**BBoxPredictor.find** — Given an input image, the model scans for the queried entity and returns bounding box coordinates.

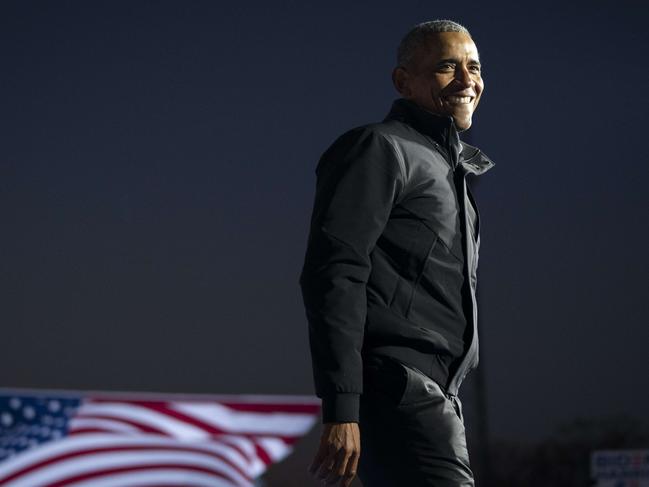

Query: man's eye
[469,66,481,73]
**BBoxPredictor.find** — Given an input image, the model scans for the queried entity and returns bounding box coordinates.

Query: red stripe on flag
[78,403,303,446]
[87,398,321,415]
[135,402,300,453]
[71,414,168,435]
[43,463,248,487]
[254,443,272,466]
[0,444,253,485]
[67,428,119,435]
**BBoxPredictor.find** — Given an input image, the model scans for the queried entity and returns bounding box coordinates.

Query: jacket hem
[362,344,456,394]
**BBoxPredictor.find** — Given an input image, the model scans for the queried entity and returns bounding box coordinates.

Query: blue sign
[591,450,649,487]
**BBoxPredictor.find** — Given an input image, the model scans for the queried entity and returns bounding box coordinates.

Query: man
[298,19,495,487]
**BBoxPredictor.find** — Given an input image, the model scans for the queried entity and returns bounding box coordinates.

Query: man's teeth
[444,96,472,104]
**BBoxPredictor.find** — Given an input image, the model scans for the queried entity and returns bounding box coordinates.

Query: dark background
[2,1,648,485]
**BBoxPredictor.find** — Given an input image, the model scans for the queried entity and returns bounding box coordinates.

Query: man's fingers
[315,446,338,480]
[323,448,348,484]
[308,445,328,474]
[309,423,361,485]
[312,444,337,479]
[341,450,360,487]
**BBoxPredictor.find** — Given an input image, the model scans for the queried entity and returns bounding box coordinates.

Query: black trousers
[357,355,474,487]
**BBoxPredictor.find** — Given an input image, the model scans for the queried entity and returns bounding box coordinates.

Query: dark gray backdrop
[2,0,648,483]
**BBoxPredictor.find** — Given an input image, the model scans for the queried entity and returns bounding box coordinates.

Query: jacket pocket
[387,223,439,318]
[388,276,410,315]
[404,233,439,318]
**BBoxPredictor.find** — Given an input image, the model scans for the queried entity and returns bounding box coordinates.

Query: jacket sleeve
[298,126,405,423]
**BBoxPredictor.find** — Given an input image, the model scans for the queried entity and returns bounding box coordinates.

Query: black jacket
[299,98,496,423]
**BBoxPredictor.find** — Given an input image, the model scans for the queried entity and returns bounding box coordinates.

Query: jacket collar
[458,141,496,176]
[384,97,495,175]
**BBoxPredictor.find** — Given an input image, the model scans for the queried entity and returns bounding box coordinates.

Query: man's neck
[384,97,462,166]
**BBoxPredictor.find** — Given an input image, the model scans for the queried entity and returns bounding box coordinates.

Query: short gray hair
[397,19,472,69]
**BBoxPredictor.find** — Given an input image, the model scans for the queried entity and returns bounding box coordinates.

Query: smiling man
[299,20,495,487]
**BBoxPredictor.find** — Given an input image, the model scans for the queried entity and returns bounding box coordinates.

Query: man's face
[393,31,484,131]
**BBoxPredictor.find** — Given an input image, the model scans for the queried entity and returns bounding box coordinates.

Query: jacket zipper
[447,162,480,395]
[431,141,482,395]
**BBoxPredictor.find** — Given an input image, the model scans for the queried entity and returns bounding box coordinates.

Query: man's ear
[392,66,411,97]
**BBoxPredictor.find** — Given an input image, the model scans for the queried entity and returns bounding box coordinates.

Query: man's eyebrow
[436,58,482,66]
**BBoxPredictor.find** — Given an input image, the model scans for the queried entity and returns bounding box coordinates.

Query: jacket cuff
[322,393,360,423]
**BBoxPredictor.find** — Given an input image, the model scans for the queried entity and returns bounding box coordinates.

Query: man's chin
[452,115,473,132]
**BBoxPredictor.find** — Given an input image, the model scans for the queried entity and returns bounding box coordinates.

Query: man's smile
[442,95,475,105]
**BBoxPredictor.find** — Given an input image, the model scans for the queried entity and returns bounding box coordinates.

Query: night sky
[2,0,648,469]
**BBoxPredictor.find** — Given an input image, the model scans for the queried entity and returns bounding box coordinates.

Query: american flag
[0,388,320,487]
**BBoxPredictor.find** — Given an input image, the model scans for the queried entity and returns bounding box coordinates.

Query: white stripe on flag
[75,403,209,439]
[0,435,253,481]
[254,436,290,462]
[67,469,247,487]
[216,435,266,477]
[171,402,316,435]
[4,450,250,487]
[68,418,140,434]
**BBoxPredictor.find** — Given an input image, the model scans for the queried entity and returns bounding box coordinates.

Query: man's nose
[455,66,475,88]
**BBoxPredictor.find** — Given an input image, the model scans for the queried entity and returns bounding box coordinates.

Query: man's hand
[308,422,360,486]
